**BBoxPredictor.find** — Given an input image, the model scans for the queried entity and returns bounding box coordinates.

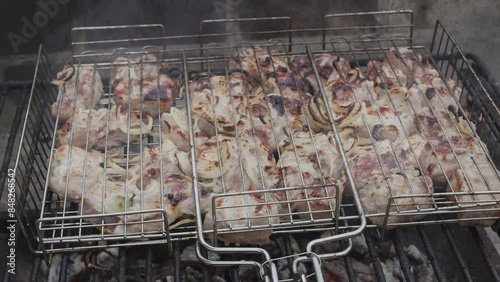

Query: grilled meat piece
[49,145,106,202]
[238,89,306,153]
[195,134,281,245]
[189,71,297,152]
[87,138,213,234]
[376,84,463,143]
[83,175,213,234]
[306,68,381,132]
[57,105,153,150]
[407,83,461,114]
[111,53,166,88]
[381,48,463,112]
[263,69,306,99]
[366,60,407,98]
[257,71,307,149]
[190,72,258,135]
[325,68,377,108]
[194,135,280,193]
[419,126,497,199]
[429,77,463,109]
[317,75,414,143]
[160,107,209,152]
[448,163,500,226]
[290,53,351,93]
[125,138,194,184]
[347,138,434,228]
[57,107,109,149]
[275,131,345,220]
[203,191,279,245]
[111,102,154,142]
[173,129,281,247]
[376,86,422,111]
[113,74,179,115]
[361,171,433,228]
[125,175,213,233]
[193,135,234,181]
[279,131,343,179]
[222,138,280,192]
[332,99,416,145]
[385,47,433,86]
[277,164,344,221]
[51,65,103,123]
[229,46,289,91]
[111,53,180,115]
[363,100,415,143]
[417,107,476,183]
[405,133,432,169]
[82,179,138,233]
[266,93,306,145]
[376,86,414,127]
[236,94,281,151]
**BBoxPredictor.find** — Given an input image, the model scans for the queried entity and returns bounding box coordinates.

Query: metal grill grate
[12,226,500,281]
[2,49,497,282]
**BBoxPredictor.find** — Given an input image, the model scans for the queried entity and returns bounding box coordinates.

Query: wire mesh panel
[180,42,367,280]
[10,37,204,257]
[34,47,208,254]
[315,13,500,229]
[185,45,359,231]
[13,46,59,254]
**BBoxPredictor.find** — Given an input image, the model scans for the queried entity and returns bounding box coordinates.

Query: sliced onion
[168,218,195,230]
[196,137,232,179]
[116,102,154,136]
[334,101,363,128]
[175,150,193,177]
[162,107,188,133]
[241,143,272,190]
[338,126,359,152]
[306,95,331,130]
[198,177,219,189]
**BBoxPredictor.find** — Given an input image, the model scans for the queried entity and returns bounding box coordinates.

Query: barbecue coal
[319,232,436,282]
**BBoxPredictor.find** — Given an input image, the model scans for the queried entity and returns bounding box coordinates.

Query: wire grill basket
[12,9,500,281]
